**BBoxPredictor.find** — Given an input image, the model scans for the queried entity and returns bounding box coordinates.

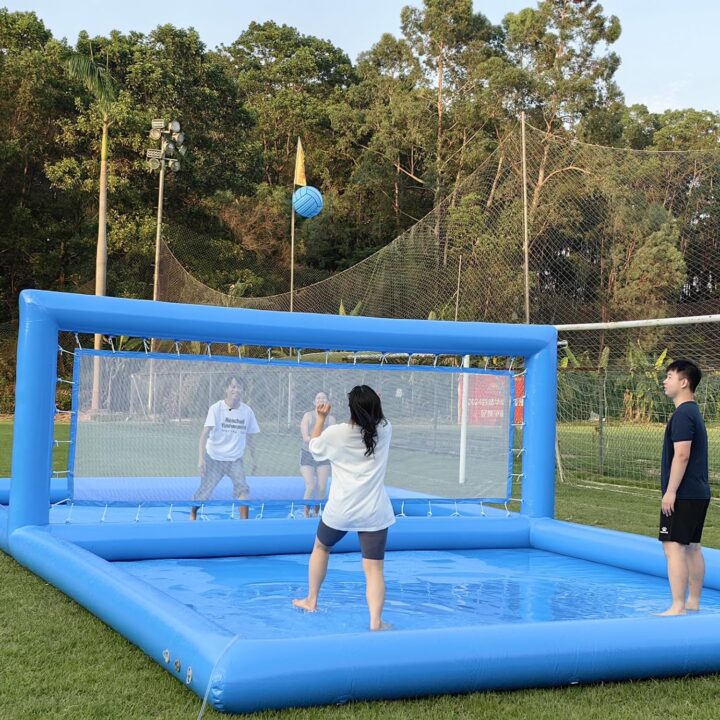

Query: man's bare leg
[293,539,330,612]
[686,542,705,611]
[657,541,689,616]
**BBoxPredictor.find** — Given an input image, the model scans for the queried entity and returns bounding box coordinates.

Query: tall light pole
[147,119,185,303]
[145,120,185,413]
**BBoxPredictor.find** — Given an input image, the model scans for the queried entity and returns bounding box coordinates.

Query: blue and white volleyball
[292,186,323,218]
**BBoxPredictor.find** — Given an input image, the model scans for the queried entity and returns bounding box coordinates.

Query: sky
[6,1,720,113]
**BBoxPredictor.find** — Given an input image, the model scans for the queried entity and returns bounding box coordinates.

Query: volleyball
[292,186,323,218]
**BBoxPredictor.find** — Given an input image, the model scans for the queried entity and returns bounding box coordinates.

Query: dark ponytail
[347,385,386,456]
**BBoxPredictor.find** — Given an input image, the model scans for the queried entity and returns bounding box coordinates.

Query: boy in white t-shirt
[293,385,394,631]
[190,376,260,520]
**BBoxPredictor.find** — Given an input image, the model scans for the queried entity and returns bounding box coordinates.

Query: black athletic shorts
[658,499,710,545]
[316,519,389,560]
[300,449,330,469]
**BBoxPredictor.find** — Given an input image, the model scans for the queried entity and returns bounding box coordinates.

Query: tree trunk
[92,117,109,411]
[95,118,109,299]
[486,150,505,209]
[394,160,401,233]
[435,45,445,268]
[450,128,468,210]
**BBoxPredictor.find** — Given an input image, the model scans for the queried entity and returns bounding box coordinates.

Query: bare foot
[654,607,687,616]
[686,603,700,612]
[370,621,393,631]
[292,598,317,612]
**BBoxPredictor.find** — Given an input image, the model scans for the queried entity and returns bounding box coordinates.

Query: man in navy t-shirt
[657,359,711,615]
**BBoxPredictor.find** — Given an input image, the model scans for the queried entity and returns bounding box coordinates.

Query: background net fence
[556,319,720,495]
[153,122,720,509]
[157,122,720,326]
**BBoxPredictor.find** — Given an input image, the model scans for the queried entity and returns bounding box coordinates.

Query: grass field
[3,419,720,719]
[557,423,720,490]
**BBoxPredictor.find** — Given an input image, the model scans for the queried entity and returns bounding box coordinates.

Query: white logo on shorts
[660,526,668,534]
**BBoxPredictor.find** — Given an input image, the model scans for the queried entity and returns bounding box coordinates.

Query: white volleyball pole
[459,354,470,484]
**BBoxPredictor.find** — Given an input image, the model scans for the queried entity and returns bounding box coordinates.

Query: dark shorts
[300,449,330,469]
[659,499,710,545]
[194,454,248,501]
[316,519,389,560]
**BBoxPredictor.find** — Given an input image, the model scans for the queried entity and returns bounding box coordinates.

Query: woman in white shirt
[292,385,394,631]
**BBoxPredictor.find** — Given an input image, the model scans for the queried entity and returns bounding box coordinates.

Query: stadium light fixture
[146,119,186,303]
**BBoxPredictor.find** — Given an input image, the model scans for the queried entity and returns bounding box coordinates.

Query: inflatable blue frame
[3,289,720,713]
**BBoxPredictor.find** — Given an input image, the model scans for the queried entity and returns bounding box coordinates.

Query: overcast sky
[6,1,720,113]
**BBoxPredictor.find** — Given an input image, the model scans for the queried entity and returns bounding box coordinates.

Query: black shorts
[659,499,710,545]
[316,519,389,560]
[300,449,330,469]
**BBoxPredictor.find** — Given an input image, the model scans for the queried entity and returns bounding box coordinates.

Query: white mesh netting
[71,352,516,503]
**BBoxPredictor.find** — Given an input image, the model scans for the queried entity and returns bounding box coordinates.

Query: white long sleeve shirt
[309,421,395,532]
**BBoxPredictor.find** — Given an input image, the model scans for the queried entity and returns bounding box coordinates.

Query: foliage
[1,3,719,394]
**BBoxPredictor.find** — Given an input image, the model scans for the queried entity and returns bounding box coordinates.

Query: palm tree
[66,50,116,299]
[65,50,116,410]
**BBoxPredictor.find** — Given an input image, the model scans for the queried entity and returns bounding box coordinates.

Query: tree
[65,47,116,304]
[45,26,259,302]
[0,10,78,319]
[221,21,355,188]
[316,31,433,270]
[503,0,622,223]
[400,0,503,264]
[609,207,686,319]
[503,0,622,133]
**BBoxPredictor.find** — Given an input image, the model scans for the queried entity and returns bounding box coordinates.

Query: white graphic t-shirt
[309,421,395,532]
[204,401,260,461]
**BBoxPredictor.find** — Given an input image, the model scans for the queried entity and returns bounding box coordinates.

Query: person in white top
[190,376,260,521]
[299,391,336,518]
[292,385,394,631]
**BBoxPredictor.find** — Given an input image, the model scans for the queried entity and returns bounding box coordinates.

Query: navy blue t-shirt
[661,401,710,499]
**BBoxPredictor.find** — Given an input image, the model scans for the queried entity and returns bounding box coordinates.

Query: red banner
[458,375,524,426]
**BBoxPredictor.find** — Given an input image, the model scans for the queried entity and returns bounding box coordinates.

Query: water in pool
[118,548,720,638]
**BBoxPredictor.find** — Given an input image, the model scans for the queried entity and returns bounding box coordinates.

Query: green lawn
[3,419,720,719]
[0,421,70,476]
[557,423,720,490]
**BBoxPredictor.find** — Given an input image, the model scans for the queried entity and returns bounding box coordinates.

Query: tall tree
[400,0,504,266]
[221,21,355,188]
[330,34,429,239]
[503,0,622,133]
[0,10,77,319]
[65,47,116,305]
[46,26,259,300]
